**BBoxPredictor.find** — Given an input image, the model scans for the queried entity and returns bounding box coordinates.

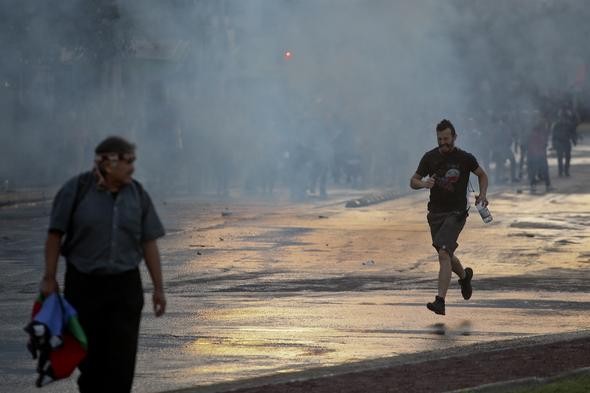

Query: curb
[343,178,516,209]
[0,189,55,208]
[344,190,408,208]
[160,330,590,393]
[446,366,590,393]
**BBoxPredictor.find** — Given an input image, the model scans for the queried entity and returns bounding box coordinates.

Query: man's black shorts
[427,210,467,256]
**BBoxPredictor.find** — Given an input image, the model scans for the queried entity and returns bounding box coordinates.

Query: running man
[410,119,489,315]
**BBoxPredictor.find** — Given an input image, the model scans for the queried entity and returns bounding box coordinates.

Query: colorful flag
[24,293,87,387]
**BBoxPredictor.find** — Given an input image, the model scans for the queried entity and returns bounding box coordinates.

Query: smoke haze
[1,0,588,195]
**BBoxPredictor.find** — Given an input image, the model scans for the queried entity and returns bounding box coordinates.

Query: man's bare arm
[473,166,489,206]
[40,231,62,296]
[143,239,166,317]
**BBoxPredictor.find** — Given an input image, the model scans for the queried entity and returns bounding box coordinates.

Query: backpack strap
[63,171,94,251]
[131,179,148,216]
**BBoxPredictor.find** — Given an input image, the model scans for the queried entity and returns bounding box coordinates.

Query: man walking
[527,113,551,192]
[551,108,578,177]
[410,119,489,315]
[39,136,166,392]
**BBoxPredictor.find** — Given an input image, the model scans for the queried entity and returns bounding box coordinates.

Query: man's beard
[439,143,454,153]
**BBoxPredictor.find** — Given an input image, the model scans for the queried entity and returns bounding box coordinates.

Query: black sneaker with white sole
[459,267,473,300]
[426,296,445,315]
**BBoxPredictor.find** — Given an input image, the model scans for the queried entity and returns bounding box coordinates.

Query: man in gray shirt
[39,136,166,393]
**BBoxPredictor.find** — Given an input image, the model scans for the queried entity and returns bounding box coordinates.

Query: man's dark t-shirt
[416,147,479,213]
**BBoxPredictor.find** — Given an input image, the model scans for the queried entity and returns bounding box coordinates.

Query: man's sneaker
[459,267,473,300]
[426,296,445,315]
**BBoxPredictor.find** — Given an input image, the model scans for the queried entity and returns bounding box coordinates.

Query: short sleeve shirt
[49,173,165,274]
[416,147,479,213]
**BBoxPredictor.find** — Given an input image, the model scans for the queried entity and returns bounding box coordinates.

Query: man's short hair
[436,119,456,136]
[95,136,135,156]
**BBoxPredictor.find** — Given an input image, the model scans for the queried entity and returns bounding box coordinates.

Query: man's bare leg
[438,250,452,298]
[426,249,451,315]
[451,255,466,279]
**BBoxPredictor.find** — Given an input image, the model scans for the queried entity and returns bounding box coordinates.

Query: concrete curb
[161,330,590,393]
[446,366,590,393]
[344,189,406,208]
[343,176,518,209]
[0,188,55,208]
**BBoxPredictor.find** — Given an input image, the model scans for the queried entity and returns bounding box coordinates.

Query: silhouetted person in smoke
[287,143,313,200]
[244,142,279,196]
[551,108,578,177]
[527,113,551,192]
[490,116,517,183]
[39,136,166,393]
[308,132,333,199]
[410,119,489,315]
[332,127,363,188]
[517,127,529,181]
[515,110,538,181]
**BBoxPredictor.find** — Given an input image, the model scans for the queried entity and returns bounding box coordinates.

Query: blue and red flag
[24,293,87,387]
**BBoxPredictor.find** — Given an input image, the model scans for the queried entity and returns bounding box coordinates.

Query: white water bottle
[476,201,493,223]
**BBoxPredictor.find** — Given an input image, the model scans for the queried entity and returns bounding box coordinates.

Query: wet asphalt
[2,142,590,393]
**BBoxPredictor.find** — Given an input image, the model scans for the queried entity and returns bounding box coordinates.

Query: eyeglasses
[97,153,136,164]
[120,155,136,164]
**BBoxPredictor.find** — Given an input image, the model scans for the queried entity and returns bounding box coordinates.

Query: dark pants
[64,264,144,393]
[555,145,572,176]
[527,154,550,187]
[518,143,527,179]
[492,149,517,182]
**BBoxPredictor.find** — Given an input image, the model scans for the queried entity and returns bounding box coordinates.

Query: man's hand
[423,175,436,189]
[40,275,58,297]
[152,289,166,317]
[411,173,436,190]
[475,194,489,208]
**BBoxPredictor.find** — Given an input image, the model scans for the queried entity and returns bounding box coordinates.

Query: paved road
[1,143,589,393]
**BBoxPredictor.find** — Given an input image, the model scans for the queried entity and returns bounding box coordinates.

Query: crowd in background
[461,92,581,194]
[2,1,590,201]
[0,88,585,201]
